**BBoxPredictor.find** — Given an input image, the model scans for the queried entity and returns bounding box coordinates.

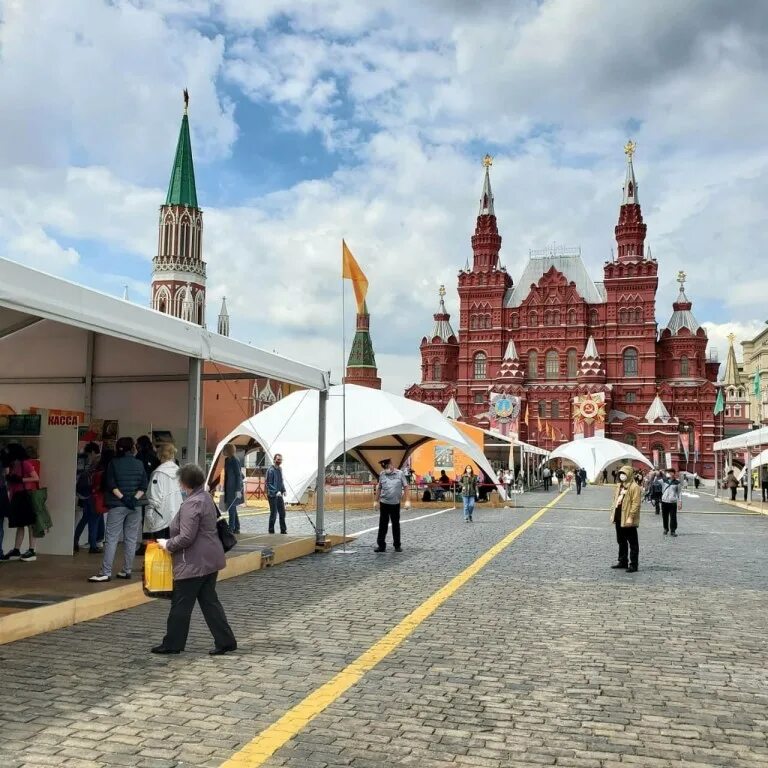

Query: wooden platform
[0,533,345,645]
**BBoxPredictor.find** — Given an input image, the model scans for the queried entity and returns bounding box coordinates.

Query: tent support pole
[84,331,95,422]
[187,357,202,467]
[315,387,328,545]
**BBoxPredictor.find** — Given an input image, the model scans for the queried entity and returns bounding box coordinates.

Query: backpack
[76,468,93,500]
[651,477,663,494]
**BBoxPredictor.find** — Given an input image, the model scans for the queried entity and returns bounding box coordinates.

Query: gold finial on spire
[439,284,446,298]
[624,139,636,160]
[677,269,686,288]
[183,88,189,115]
[482,154,493,168]
[727,332,736,344]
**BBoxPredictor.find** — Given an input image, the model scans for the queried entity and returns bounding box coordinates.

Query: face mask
[618,473,627,482]
[665,473,671,479]
[180,490,188,500]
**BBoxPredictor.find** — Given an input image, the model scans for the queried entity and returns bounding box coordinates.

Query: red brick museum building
[405,146,721,477]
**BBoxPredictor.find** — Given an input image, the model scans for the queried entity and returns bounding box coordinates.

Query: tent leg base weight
[315,537,332,552]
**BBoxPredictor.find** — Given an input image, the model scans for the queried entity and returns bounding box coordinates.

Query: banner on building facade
[652,449,660,468]
[572,392,606,439]
[487,392,520,442]
[664,451,672,470]
[694,429,700,463]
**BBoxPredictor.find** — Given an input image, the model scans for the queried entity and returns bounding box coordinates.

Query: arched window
[433,362,442,381]
[528,351,538,379]
[553,311,561,325]
[485,315,492,329]
[567,309,576,325]
[619,309,627,323]
[623,348,638,377]
[538,400,546,418]
[511,314,519,329]
[546,351,560,380]
[635,308,643,323]
[179,217,190,258]
[474,352,487,379]
[471,315,477,329]
[738,387,744,398]
[567,348,578,379]
[624,433,637,448]
[529,312,538,327]
[680,355,689,376]
[551,400,560,418]
[590,310,598,325]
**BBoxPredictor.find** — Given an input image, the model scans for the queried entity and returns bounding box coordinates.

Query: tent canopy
[549,436,652,482]
[714,426,768,452]
[209,384,505,502]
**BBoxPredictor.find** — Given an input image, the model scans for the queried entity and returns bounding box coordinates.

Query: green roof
[165,114,198,208]
[347,329,377,369]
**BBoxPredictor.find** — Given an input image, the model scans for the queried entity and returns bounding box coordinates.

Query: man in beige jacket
[610,463,641,573]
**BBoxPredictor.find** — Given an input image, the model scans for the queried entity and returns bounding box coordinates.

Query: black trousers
[652,495,661,515]
[614,519,639,567]
[661,502,678,533]
[575,480,582,495]
[162,573,236,652]
[377,502,401,549]
[268,496,287,533]
[730,487,737,501]
[543,477,551,491]
[762,481,768,502]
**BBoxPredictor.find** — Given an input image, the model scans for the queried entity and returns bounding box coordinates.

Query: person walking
[693,472,700,490]
[374,458,408,552]
[0,447,10,559]
[555,468,565,492]
[726,469,738,501]
[460,465,478,522]
[542,466,551,491]
[602,468,608,484]
[88,437,147,582]
[575,467,584,495]
[4,443,40,562]
[660,468,681,536]
[610,464,641,573]
[74,442,102,554]
[649,471,663,515]
[222,444,244,534]
[144,443,183,541]
[266,453,287,534]
[153,464,237,655]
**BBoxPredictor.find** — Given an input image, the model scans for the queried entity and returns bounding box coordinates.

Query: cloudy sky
[1,0,767,392]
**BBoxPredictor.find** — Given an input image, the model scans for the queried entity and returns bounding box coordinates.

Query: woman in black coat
[222,444,244,534]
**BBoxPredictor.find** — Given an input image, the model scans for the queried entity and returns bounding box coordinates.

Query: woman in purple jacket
[153,464,237,656]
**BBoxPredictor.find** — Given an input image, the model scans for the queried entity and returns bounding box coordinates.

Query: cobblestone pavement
[1,487,767,767]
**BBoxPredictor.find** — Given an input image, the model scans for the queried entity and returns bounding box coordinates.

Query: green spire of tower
[165,89,198,208]
[347,301,377,368]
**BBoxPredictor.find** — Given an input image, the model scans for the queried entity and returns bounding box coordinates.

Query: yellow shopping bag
[143,541,174,599]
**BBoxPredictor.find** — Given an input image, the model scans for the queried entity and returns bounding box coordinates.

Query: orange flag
[342,240,368,313]
[524,401,530,426]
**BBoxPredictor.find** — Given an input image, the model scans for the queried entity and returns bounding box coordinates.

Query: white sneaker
[20,549,36,562]
[88,573,111,582]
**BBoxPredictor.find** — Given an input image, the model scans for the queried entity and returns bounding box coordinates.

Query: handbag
[30,488,52,538]
[216,517,237,552]
[143,541,173,599]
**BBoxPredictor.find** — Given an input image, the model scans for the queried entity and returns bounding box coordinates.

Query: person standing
[135,436,160,556]
[575,468,584,495]
[74,442,102,554]
[726,469,738,501]
[4,443,40,562]
[542,466,551,491]
[762,465,768,503]
[660,468,681,536]
[88,437,147,582]
[610,464,641,573]
[649,471,663,515]
[0,447,10,559]
[144,443,183,541]
[374,458,408,552]
[460,465,478,522]
[153,464,237,655]
[222,444,244,534]
[555,467,565,492]
[602,468,608,484]
[693,471,700,490]
[266,453,287,534]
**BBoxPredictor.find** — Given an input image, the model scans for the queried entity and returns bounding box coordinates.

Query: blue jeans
[74,497,100,550]
[268,496,286,533]
[228,504,240,533]
[463,495,475,520]
[100,506,141,577]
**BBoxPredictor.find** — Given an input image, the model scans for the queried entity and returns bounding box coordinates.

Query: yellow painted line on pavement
[219,492,566,768]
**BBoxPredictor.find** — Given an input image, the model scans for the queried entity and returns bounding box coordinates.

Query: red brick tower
[151,90,206,325]
[457,155,512,421]
[343,302,381,389]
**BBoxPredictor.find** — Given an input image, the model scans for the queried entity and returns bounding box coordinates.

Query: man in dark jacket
[266,454,287,534]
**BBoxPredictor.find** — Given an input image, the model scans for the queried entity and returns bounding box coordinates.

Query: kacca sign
[46,410,85,427]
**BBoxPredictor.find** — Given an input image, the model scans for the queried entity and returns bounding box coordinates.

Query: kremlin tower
[343,302,381,389]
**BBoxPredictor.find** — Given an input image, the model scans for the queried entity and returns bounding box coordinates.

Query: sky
[1,0,767,393]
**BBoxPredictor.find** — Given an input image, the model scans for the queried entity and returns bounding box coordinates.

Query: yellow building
[741,326,768,426]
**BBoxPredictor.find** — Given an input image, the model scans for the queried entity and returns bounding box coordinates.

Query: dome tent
[208,384,504,503]
[549,436,652,483]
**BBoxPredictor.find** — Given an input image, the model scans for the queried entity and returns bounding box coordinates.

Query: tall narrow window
[567,348,578,379]
[179,217,190,258]
[529,312,538,327]
[528,351,538,379]
[545,350,560,380]
[433,362,442,381]
[551,400,560,418]
[567,309,576,325]
[590,309,598,325]
[680,355,689,376]
[538,400,546,418]
[623,348,638,377]
[624,433,637,447]
[474,352,487,379]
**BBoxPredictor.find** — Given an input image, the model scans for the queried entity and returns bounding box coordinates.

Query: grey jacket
[166,487,226,580]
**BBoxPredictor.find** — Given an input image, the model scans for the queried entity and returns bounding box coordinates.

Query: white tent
[549,436,652,482]
[209,384,505,502]
[714,426,768,452]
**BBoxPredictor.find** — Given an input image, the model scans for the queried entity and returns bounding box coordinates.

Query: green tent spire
[165,89,198,208]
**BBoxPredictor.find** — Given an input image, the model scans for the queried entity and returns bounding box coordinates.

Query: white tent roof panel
[549,436,652,482]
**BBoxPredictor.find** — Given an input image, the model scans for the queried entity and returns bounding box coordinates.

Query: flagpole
[341,260,349,552]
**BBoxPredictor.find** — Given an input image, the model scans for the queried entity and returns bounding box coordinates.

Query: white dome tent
[209,384,504,504]
[549,436,652,483]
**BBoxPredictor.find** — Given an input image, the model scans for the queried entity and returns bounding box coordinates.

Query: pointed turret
[344,301,381,389]
[722,333,741,387]
[644,394,672,423]
[614,140,647,262]
[432,285,457,341]
[443,397,463,420]
[151,91,206,325]
[470,154,502,271]
[166,89,198,208]
[578,335,606,381]
[217,297,230,337]
[666,270,701,335]
[499,338,524,381]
